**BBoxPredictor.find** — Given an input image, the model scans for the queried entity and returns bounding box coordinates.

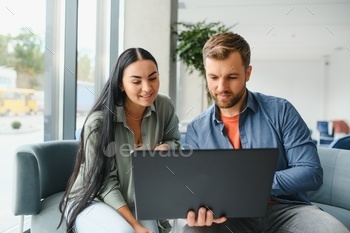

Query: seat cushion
[313,202,350,230]
[31,192,66,233]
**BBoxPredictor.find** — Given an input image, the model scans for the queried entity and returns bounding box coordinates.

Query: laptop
[131,148,279,220]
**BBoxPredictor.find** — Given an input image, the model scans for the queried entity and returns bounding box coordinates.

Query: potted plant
[172,20,232,104]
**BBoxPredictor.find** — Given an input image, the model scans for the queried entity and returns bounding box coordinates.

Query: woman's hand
[118,206,154,233]
[134,224,154,233]
[154,143,170,151]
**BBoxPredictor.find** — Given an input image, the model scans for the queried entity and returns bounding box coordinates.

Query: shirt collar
[245,89,258,113]
[212,89,258,123]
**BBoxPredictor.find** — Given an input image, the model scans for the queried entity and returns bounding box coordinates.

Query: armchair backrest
[329,135,350,150]
[13,140,78,215]
[308,147,350,211]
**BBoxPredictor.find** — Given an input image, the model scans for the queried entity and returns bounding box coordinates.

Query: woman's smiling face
[121,59,160,109]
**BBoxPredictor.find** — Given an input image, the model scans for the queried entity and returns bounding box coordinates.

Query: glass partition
[0,0,46,231]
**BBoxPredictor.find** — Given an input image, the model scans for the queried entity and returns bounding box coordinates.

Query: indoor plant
[172,20,232,104]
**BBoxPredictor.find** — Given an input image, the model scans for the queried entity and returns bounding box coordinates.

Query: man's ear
[245,65,252,82]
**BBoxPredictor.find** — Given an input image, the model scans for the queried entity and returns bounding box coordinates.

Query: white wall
[177,63,208,124]
[178,56,350,139]
[248,59,324,137]
[327,49,350,123]
[123,0,176,96]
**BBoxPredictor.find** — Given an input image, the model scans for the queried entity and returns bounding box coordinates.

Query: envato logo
[130,147,194,158]
[103,142,194,158]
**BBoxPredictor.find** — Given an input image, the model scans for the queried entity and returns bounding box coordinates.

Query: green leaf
[172,20,231,103]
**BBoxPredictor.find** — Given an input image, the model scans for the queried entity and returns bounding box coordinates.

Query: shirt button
[142,132,146,136]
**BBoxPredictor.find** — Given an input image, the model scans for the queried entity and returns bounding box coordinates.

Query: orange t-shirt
[221,114,278,204]
[221,114,241,149]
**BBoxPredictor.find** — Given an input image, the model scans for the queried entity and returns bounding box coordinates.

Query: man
[182,32,349,233]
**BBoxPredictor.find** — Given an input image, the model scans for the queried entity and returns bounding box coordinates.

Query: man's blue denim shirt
[185,89,323,204]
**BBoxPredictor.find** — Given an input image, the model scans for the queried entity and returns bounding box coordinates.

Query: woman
[59,48,181,233]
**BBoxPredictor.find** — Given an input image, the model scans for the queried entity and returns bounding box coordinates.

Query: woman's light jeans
[65,200,159,233]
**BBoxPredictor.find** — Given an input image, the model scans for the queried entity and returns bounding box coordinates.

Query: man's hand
[154,143,170,151]
[186,207,227,227]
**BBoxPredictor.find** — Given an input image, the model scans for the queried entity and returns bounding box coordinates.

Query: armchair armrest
[12,140,78,216]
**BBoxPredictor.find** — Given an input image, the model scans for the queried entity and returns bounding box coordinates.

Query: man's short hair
[203,32,251,69]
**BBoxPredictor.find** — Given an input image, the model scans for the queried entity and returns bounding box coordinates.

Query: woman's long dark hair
[58,48,158,231]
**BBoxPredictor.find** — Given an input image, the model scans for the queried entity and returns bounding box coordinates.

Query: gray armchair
[12,140,78,233]
[12,139,184,233]
[329,135,350,150]
[308,147,350,230]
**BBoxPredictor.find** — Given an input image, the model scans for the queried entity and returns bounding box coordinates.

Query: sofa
[329,134,350,150]
[12,141,350,232]
[308,147,350,230]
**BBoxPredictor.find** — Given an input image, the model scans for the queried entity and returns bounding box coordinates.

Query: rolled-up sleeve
[79,114,127,211]
[271,101,323,196]
[98,158,127,210]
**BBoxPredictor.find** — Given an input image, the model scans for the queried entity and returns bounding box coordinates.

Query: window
[76,0,111,134]
[1,0,118,231]
[0,0,46,231]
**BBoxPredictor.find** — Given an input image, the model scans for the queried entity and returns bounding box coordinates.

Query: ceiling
[178,0,350,60]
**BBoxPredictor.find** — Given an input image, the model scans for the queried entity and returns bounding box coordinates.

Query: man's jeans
[182,204,349,233]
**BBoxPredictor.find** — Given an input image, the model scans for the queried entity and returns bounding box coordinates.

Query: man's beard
[212,88,246,109]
